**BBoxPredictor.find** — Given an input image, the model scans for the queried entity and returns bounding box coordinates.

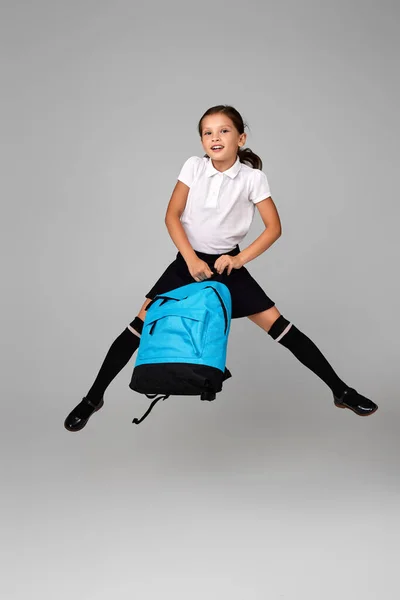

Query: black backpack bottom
[130,362,232,398]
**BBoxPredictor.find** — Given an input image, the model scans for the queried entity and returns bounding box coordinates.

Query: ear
[239,132,247,147]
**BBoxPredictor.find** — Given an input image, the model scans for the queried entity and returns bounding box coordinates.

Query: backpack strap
[132,394,170,425]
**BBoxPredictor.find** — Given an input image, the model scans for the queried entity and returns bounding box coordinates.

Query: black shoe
[333,387,378,416]
[64,397,104,432]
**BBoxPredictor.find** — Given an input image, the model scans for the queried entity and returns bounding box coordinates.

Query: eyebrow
[202,124,232,130]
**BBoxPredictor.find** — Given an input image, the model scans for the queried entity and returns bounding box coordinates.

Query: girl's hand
[214,254,244,276]
[187,257,214,282]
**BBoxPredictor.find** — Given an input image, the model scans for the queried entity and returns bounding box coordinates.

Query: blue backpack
[129,277,232,424]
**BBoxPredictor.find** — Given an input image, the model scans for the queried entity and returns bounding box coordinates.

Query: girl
[64,105,378,432]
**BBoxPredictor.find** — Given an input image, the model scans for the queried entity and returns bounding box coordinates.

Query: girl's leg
[247,307,378,416]
[64,298,152,432]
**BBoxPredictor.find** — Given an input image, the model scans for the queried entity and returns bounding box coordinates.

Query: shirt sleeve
[177,156,199,187]
[249,169,272,204]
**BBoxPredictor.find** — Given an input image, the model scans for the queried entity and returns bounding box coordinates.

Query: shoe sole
[64,399,104,432]
[334,399,378,416]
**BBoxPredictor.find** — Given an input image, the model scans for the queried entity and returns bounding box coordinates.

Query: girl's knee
[137,298,152,321]
[247,305,281,331]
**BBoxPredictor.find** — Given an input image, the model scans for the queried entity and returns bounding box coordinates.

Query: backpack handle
[208,267,225,281]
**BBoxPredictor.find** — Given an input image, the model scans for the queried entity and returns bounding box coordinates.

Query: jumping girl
[64,104,378,432]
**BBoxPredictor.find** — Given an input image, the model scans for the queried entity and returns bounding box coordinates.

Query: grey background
[1,0,399,598]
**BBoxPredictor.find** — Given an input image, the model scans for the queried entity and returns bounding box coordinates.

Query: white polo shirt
[177,155,271,254]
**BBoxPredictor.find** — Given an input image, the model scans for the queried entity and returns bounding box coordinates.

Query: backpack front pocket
[140,307,210,360]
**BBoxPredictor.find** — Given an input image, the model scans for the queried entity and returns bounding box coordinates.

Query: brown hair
[197,105,262,170]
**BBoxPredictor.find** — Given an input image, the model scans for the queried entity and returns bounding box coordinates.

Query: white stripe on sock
[275,322,292,342]
[127,325,141,337]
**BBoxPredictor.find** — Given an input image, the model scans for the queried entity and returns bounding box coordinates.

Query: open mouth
[211,146,224,152]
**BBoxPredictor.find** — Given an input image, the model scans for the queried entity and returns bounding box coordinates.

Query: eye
[204,129,229,135]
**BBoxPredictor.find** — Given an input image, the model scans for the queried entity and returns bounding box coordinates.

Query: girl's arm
[164,181,197,264]
[239,197,282,266]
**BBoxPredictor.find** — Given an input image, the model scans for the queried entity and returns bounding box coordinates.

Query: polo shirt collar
[205,155,241,179]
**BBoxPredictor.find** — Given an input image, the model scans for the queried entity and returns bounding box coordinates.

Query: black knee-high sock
[85,316,144,403]
[268,315,348,398]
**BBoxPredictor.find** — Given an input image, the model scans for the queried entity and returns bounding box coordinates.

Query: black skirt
[145,245,275,319]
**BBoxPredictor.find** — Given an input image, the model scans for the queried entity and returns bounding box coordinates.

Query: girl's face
[200,114,246,162]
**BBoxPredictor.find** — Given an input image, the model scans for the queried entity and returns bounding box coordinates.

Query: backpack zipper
[205,286,228,334]
[146,295,188,311]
